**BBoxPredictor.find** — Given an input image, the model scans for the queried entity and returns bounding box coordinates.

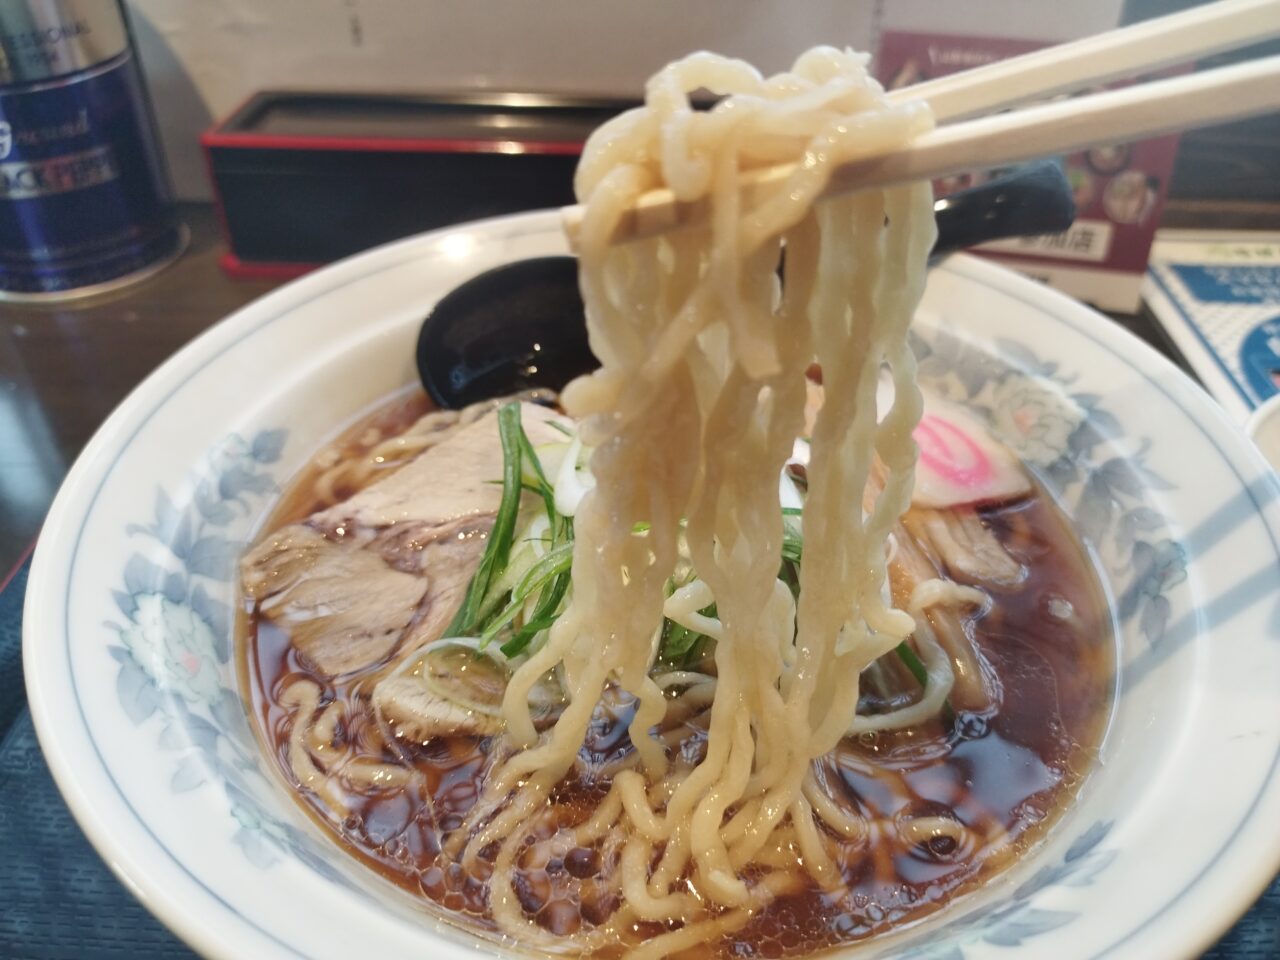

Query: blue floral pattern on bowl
[104,428,367,891]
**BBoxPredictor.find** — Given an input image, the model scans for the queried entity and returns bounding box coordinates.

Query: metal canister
[0,1,184,301]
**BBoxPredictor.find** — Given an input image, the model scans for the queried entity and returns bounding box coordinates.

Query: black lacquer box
[202,91,634,279]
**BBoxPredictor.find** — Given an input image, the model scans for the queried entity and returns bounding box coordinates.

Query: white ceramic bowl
[24,211,1280,960]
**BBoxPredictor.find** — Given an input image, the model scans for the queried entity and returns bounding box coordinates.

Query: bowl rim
[22,208,1280,960]
[1246,392,1280,471]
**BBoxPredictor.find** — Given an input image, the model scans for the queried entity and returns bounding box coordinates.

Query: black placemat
[0,556,28,739]
[1,555,1276,958]
[0,558,194,960]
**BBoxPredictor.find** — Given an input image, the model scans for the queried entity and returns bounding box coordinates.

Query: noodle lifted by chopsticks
[458,47,937,956]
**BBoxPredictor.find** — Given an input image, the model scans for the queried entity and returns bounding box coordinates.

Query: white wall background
[126,0,1122,200]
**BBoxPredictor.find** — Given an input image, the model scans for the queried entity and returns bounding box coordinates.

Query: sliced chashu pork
[374,641,511,742]
[242,525,429,676]
[242,402,569,679]
[374,640,564,744]
[375,678,506,741]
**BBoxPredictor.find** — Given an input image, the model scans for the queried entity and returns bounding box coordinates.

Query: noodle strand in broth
[458,47,937,952]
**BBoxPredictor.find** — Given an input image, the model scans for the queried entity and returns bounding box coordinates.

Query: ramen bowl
[23,210,1280,960]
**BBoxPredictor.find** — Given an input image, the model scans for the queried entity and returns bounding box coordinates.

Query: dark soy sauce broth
[239,391,1114,958]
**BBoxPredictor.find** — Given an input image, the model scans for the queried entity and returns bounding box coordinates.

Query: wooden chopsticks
[561,0,1280,250]
[889,0,1280,121]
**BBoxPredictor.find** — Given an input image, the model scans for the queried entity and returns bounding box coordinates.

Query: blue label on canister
[0,2,181,297]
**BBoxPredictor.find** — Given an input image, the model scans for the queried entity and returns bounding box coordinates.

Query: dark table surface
[0,202,1276,958]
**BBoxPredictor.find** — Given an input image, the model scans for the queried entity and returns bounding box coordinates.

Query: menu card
[1143,231,1280,425]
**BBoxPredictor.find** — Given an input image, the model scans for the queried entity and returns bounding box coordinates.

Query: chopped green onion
[661,622,701,662]
[781,501,804,564]
[781,528,803,563]
[479,541,574,644]
[513,542,574,603]
[893,642,928,688]
[517,425,557,520]
[445,403,525,637]
[659,603,716,664]
[502,568,572,656]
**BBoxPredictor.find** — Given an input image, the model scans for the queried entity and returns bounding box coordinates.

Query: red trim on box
[219,253,318,281]
[200,130,585,156]
[0,539,36,597]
